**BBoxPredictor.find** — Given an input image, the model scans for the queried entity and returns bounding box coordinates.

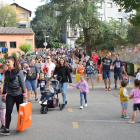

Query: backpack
[86,65,93,74]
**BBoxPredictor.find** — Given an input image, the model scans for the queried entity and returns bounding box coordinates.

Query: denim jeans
[80,92,87,106]
[40,95,50,101]
[60,82,68,104]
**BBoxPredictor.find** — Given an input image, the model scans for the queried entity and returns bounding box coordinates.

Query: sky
[1,0,46,19]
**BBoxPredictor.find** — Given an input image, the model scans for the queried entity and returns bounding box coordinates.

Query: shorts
[87,74,93,79]
[103,70,111,80]
[114,73,122,80]
[26,80,37,91]
[72,64,77,68]
[121,102,128,109]
[133,103,140,111]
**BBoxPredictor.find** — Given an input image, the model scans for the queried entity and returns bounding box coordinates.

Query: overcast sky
[1,0,46,19]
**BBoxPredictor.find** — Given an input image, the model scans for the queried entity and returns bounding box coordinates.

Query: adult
[26,59,39,102]
[97,56,102,74]
[45,56,55,81]
[77,52,82,59]
[40,57,45,72]
[113,54,127,89]
[26,54,30,66]
[0,56,27,136]
[54,57,72,109]
[72,55,77,77]
[85,54,90,62]
[100,52,112,91]
[91,51,98,65]
[35,58,41,72]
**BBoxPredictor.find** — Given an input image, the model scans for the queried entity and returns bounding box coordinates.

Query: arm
[123,88,129,97]
[99,61,103,71]
[136,73,138,79]
[122,66,126,75]
[49,87,54,93]
[129,95,134,99]
[72,81,80,88]
[84,81,89,94]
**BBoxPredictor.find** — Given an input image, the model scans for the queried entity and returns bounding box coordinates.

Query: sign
[43,42,47,47]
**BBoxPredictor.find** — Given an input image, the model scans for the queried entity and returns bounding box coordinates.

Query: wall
[0,34,35,58]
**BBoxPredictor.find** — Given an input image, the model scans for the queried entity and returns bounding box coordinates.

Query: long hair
[6,56,20,73]
[57,57,67,68]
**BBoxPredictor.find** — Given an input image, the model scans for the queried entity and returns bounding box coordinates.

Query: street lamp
[44,36,49,49]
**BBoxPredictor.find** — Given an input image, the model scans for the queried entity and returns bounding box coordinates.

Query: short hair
[51,70,54,73]
[134,79,139,87]
[116,54,119,56]
[47,81,52,85]
[40,73,44,77]
[23,61,27,64]
[121,80,127,87]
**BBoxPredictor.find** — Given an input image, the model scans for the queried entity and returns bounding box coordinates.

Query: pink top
[131,88,140,104]
[72,80,89,93]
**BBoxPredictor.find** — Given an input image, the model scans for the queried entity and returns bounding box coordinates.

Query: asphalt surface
[0,72,140,140]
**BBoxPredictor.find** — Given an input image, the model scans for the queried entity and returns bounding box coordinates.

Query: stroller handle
[51,76,62,82]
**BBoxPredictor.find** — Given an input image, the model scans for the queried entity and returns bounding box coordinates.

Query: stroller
[40,77,64,114]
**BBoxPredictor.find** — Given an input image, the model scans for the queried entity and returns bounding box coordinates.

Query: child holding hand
[70,74,89,109]
[129,79,140,124]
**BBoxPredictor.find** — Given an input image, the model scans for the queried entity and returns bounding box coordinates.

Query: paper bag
[16,102,32,131]
[96,74,103,83]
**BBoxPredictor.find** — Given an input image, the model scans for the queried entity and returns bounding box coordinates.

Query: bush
[19,41,32,54]
[50,42,67,48]
[0,58,6,64]
[11,52,17,58]
[3,52,8,60]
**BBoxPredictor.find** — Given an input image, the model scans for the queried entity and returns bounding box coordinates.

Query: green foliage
[3,52,8,60]
[50,42,67,48]
[0,1,20,27]
[0,58,6,64]
[11,51,17,58]
[19,41,32,54]
[75,34,85,47]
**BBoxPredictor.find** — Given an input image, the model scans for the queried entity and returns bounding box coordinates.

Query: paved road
[0,72,139,140]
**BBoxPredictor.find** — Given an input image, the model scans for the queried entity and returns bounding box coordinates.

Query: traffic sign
[43,42,47,46]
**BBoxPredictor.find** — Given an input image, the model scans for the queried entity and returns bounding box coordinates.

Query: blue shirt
[26,59,30,65]
[113,60,124,73]
[19,59,27,64]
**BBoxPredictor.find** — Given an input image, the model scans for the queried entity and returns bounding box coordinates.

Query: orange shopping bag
[16,102,32,131]
[96,74,103,83]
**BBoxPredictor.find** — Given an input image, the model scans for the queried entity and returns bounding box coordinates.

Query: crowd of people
[0,46,140,136]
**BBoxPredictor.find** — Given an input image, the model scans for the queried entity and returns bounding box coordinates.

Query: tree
[113,0,140,27]
[11,52,17,58]
[19,41,32,54]
[31,6,61,48]
[0,1,20,27]
[43,0,104,56]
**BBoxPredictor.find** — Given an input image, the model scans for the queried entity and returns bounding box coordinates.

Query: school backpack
[86,65,93,74]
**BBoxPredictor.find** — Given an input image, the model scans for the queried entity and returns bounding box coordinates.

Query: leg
[62,82,68,104]
[90,78,94,90]
[5,95,15,129]
[87,78,89,85]
[121,108,124,115]
[83,93,87,104]
[124,109,127,116]
[15,95,23,112]
[27,90,31,100]
[26,80,32,100]
[34,91,38,98]
[0,109,6,126]
[31,80,38,98]
[104,80,107,88]
[108,70,111,88]
[109,78,111,88]
[80,93,83,106]
[103,70,107,88]
[131,111,137,121]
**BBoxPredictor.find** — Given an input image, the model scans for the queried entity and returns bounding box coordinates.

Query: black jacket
[2,69,26,96]
[54,66,72,83]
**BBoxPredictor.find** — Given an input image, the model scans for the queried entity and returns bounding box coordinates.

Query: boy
[38,73,47,92]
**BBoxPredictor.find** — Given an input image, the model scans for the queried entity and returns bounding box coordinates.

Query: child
[70,74,89,109]
[129,79,140,124]
[118,80,129,119]
[23,62,31,81]
[39,81,54,105]
[136,68,140,80]
[0,65,7,84]
[38,73,47,92]
[0,84,6,129]
[76,59,84,75]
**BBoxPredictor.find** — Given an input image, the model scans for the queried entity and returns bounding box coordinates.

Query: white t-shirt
[45,62,56,77]
[40,61,45,71]
[136,73,140,80]
[85,56,90,62]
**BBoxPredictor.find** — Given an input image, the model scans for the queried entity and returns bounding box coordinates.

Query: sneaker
[39,101,42,104]
[114,85,117,90]
[105,88,108,91]
[43,102,47,105]
[65,100,67,105]
[0,125,5,130]
[121,115,124,118]
[84,104,87,107]
[108,87,111,91]
[28,100,31,102]
[80,106,83,109]
[124,116,129,119]
[35,97,38,101]
[129,121,135,124]
[0,128,10,136]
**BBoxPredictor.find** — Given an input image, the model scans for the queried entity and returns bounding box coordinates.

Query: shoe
[84,104,87,107]
[39,101,42,104]
[129,121,135,124]
[105,88,108,91]
[114,85,117,90]
[43,102,47,105]
[65,100,67,105]
[124,116,129,119]
[80,106,83,109]
[28,100,31,102]
[35,97,38,101]
[121,115,124,118]
[108,87,111,91]
[0,128,10,136]
[138,120,140,123]
[0,125,5,129]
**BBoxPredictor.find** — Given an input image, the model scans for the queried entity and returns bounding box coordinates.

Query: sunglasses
[47,58,50,59]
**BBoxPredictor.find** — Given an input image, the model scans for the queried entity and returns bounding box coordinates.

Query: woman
[54,57,72,109]
[35,58,41,73]
[72,55,77,78]
[26,59,39,102]
[40,57,45,72]
[0,56,27,136]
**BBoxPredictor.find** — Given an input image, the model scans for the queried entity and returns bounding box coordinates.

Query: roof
[10,3,32,17]
[0,27,34,34]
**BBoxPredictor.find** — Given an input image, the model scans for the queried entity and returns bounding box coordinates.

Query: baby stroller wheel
[60,104,63,111]
[43,106,48,114]
[40,107,44,114]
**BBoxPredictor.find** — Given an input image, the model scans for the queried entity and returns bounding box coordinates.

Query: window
[20,13,25,18]
[19,24,26,28]
[107,17,112,22]
[98,17,102,21]
[0,42,6,47]
[10,42,16,48]
[107,2,112,8]
[97,3,102,7]
[118,4,122,12]
[118,18,123,22]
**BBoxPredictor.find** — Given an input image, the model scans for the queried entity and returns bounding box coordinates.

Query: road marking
[83,120,128,123]
[113,94,119,98]
[72,122,79,129]
[68,108,73,112]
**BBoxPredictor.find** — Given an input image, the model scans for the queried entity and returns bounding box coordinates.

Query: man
[91,51,98,65]
[45,56,56,81]
[19,56,27,69]
[26,54,30,65]
[100,52,112,91]
[113,54,127,89]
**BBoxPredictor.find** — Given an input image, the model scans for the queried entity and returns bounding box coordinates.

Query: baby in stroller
[39,81,54,105]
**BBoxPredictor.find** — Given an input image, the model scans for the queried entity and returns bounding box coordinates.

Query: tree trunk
[83,27,91,56]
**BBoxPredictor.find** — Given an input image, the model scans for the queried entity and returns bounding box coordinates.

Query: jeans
[103,70,111,80]
[60,82,68,104]
[80,92,87,106]
[26,80,37,91]
[40,95,50,101]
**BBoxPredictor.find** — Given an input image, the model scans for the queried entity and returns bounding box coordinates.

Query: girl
[70,74,89,109]
[129,79,140,124]
[0,65,7,84]
[76,59,84,75]
[86,62,94,90]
